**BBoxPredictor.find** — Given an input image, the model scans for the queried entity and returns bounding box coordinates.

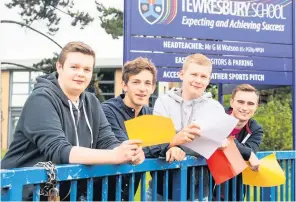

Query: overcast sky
[0,0,124,61]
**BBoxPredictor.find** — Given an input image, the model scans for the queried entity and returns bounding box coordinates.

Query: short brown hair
[183,54,212,71]
[122,57,157,84]
[232,84,260,102]
[58,41,96,67]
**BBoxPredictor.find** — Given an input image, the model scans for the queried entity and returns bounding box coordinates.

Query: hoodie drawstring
[181,100,197,129]
[68,100,94,148]
[68,100,80,146]
[82,101,93,148]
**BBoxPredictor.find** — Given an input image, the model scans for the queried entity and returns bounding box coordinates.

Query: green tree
[206,84,218,100]
[5,0,123,38]
[95,2,123,39]
[255,100,292,151]
[264,86,292,109]
[3,0,122,102]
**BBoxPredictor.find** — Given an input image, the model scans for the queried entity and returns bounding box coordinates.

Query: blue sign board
[124,0,295,149]
[130,0,293,44]
[157,68,292,85]
[130,37,293,58]
[124,0,294,85]
[130,52,292,71]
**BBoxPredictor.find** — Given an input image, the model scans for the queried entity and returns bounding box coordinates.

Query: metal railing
[1,151,295,201]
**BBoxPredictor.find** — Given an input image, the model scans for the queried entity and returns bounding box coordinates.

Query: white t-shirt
[73,99,80,110]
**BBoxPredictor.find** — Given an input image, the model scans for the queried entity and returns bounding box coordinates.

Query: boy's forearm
[69,146,118,165]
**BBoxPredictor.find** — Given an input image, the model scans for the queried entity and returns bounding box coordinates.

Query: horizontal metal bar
[256,151,296,160]
[1,150,295,198]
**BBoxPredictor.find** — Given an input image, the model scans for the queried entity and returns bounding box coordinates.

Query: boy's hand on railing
[113,140,142,164]
[248,152,260,171]
[170,123,201,147]
[130,146,145,165]
[166,147,186,163]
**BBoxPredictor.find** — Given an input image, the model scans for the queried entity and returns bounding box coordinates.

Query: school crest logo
[139,0,178,25]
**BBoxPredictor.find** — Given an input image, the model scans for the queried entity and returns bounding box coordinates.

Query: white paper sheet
[183,107,238,159]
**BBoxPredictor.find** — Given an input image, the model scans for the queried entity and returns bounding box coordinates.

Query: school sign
[124,0,294,85]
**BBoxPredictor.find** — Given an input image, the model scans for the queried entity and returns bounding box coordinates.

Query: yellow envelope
[124,115,175,147]
[242,153,286,187]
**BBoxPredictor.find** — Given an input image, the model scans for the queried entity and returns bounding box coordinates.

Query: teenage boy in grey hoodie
[1,42,144,200]
[151,53,225,201]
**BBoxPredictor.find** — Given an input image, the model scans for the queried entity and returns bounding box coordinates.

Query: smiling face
[230,90,259,122]
[57,52,94,99]
[122,70,155,108]
[180,62,212,100]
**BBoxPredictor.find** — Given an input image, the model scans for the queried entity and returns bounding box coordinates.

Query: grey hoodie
[153,88,225,199]
[154,88,225,135]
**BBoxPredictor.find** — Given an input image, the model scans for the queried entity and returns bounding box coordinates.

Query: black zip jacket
[102,94,169,157]
[224,107,264,201]
[102,94,170,200]
[226,107,264,160]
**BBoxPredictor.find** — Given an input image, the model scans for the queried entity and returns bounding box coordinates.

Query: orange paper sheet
[207,137,248,185]
[124,115,175,147]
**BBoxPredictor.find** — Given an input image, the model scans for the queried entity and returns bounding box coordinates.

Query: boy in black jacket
[102,57,185,200]
[1,42,144,200]
[220,84,263,201]
[228,84,262,171]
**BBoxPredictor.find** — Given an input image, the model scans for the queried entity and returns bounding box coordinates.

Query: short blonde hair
[183,54,212,71]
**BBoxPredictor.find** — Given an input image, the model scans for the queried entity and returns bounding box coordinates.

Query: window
[11,116,19,132]
[9,116,20,145]
[11,71,44,107]
[149,83,159,107]
[100,83,114,93]
[11,95,29,106]
[97,69,115,101]
[13,72,29,82]
[8,71,44,145]
[12,83,29,94]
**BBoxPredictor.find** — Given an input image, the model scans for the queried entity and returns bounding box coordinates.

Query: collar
[227,107,252,135]
[118,94,144,117]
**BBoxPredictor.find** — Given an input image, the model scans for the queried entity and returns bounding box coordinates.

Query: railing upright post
[261,187,273,201]
[172,164,187,201]
[8,185,23,201]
